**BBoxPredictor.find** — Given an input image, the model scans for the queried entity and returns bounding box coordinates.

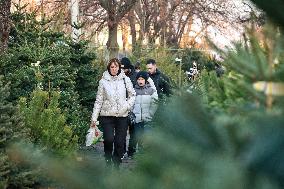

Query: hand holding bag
[85,126,103,146]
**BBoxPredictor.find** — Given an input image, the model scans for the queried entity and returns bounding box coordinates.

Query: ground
[79,141,136,170]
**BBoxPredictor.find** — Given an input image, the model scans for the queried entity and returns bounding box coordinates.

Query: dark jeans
[128,121,145,156]
[123,123,134,155]
[100,116,128,165]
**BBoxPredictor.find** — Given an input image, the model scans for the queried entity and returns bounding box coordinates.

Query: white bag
[85,127,103,146]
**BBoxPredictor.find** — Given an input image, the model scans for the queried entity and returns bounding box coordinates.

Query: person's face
[137,77,146,86]
[146,63,157,74]
[110,62,119,76]
[122,68,130,74]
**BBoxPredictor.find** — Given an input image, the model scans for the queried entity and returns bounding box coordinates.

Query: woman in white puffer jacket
[128,71,158,157]
[91,58,136,168]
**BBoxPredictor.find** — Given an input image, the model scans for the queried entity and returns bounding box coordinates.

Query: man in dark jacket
[120,57,137,159]
[146,59,171,97]
[121,57,137,86]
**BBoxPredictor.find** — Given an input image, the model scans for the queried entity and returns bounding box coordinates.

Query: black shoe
[121,152,128,160]
[127,151,134,157]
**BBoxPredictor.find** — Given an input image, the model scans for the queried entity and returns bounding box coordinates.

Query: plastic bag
[85,127,103,146]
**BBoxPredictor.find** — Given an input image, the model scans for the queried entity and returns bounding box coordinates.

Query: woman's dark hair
[107,58,121,76]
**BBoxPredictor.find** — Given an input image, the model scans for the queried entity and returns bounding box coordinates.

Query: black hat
[134,61,141,69]
[121,57,132,69]
[136,71,149,81]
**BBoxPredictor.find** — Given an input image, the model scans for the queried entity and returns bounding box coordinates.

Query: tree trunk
[121,22,129,53]
[0,0,11,54]
[107,23,119,58]
[98,0,138,58]
[128,10,139,55]
[130,22,136,52]
[70,0,81,41]
[158,0,167,47]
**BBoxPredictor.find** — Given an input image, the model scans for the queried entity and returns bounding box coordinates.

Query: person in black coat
[120,57,137,159]
[121,57,137,86]
[146,59,171,97]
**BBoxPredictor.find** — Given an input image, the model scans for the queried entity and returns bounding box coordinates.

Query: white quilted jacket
[133,84,158,123]
[91,71,136,123]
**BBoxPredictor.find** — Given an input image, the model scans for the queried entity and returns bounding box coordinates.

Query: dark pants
[128,122,145,156]
[123,122,134,155]
[100,116,128,165]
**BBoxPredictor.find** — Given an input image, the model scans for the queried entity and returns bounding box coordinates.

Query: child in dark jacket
[128,71,158,158]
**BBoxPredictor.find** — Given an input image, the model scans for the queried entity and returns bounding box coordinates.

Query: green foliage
[145,94,284,189]
[3,2,284,188]
[194,24,284,111]
[129,48,189,88]
[129,47,218,90]
[0,78,23,149]
[0,6,102,144]
[19,89,78,156]
[5,22,284,188]
[0,76,39,188]
[181,48,212,71]
[10,92,284,189]
[194,70,258,111]
[251,0,284,28]
[180,22,284,188]
[69,41,99,111]
[222,27,284,82]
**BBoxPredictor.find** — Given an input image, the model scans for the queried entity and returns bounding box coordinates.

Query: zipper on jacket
[140,95,143,122]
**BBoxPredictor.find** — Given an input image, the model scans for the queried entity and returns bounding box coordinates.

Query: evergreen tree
[0,76,38,188]
[0,5,101,144]
[19,89,78,156]
[3,1,284,189]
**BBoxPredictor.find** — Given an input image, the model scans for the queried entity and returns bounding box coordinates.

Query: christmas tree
[0,76,38,188]
[4,1,284,188]
[0,5,101,144]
